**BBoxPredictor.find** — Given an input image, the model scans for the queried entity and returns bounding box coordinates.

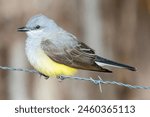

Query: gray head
[18,14,59,38]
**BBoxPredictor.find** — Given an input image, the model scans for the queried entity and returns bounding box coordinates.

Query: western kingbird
[18,14,136,78]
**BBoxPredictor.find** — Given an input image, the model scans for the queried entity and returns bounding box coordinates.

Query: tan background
[0,0,150,99]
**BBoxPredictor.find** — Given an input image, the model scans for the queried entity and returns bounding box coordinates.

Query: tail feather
[95,56,136,71]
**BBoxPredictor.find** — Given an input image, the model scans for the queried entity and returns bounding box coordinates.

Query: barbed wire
[0,65,150,90]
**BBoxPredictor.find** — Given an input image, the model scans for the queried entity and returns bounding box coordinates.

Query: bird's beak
[18,27,29,32]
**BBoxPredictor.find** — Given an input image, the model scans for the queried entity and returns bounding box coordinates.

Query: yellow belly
[32,50,77,77]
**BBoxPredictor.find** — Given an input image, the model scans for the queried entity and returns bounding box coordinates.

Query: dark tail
[95,56,136,71]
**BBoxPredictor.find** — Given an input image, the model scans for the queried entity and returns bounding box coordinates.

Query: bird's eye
[35,25,41,29]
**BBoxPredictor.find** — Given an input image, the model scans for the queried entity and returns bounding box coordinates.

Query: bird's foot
[57,75,65,82]
[39,73,49,80]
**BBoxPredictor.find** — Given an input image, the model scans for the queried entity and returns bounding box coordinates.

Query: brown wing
[41,38,111,72]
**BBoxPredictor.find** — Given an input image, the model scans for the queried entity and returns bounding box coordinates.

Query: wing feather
[41,34,112,72]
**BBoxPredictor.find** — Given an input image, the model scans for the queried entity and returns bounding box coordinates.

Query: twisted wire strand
[0,65,150,90]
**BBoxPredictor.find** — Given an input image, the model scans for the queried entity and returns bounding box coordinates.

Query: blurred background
[0,0,150,100]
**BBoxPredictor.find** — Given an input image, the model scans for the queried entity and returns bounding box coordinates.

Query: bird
[18,14,136,78]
